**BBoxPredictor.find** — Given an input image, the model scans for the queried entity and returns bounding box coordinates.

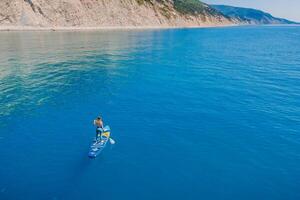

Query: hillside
[0,0,235,29]
[211,5,298,25]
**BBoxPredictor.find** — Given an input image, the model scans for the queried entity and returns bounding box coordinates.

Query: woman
[93,116,104,141]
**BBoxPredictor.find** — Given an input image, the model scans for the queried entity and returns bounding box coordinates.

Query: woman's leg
[95,129,100,141]
[95,128,103,141]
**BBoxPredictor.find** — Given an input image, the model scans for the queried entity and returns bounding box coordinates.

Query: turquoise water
[0,26,300,200]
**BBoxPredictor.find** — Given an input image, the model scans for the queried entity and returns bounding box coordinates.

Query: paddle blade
[109,138,116,145]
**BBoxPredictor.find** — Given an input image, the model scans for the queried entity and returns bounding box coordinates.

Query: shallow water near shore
[0,26,300,200]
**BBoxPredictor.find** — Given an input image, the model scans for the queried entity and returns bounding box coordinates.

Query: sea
[0,26,299,200]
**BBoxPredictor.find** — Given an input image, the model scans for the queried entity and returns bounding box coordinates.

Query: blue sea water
[0,26,300,200]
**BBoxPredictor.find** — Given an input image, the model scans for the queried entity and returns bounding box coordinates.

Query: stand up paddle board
[88,125,110,158]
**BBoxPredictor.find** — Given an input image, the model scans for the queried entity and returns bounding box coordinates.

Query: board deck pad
[88,125,110,158]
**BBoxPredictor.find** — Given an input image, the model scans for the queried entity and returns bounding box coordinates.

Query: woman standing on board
[94,116,104,141]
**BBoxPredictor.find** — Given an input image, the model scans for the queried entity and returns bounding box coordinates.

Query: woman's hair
[97,116,102,120]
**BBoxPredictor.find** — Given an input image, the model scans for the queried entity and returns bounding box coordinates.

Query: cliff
[211,5,298,25]
[0,0,235,28]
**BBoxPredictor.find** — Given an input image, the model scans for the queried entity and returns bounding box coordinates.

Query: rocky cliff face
[0,0,235,28]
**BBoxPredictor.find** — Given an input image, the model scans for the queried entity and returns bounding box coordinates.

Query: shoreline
[0,24,238,32]
[0,24,298,32]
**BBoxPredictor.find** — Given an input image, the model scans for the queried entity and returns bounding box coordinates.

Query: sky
[203,0,300,22]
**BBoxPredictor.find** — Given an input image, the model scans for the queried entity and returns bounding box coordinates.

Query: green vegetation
[134,0,222,17]
[173,0,206,15]
[136,0,151,6]
[174,0,226,17]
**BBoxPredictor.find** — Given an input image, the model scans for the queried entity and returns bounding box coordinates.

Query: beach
[0,24,237,31]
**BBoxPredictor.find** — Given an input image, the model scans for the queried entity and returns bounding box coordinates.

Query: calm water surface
[0,26,300,200]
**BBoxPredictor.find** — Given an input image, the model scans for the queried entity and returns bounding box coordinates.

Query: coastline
[1,24,298,32]
[0,24,238,32]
